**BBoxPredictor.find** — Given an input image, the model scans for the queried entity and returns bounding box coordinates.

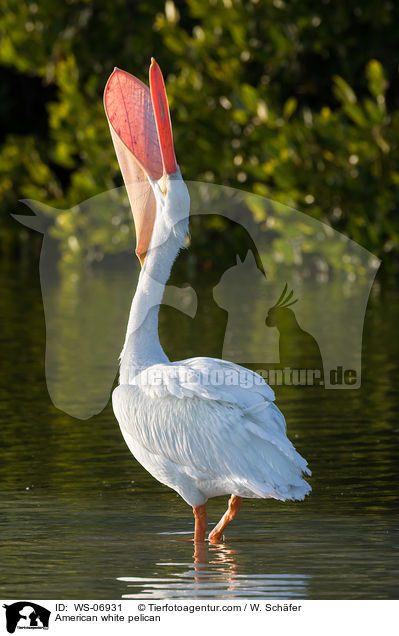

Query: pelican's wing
[130,356,276,413]
[115,358,310,500]
[113,376,310,501]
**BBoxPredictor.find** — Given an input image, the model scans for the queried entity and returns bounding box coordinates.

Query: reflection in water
[118,541,310,599]
[1,269,398,600]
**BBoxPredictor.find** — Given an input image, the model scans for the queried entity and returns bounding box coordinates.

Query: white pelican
[104,59,311,543]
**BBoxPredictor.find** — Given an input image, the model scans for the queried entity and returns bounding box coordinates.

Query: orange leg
[193,504,208,542]
[208,495,242,543]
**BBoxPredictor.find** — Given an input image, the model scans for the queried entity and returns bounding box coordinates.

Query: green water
[0,262,398,600]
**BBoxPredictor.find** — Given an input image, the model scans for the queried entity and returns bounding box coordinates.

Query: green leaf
[333,76,357,105]
[366,59,388,97]
[283,97,298,120]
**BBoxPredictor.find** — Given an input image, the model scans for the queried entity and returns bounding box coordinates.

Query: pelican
[104,59,311,543]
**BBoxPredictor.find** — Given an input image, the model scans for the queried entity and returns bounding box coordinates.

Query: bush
[1,0,398,266]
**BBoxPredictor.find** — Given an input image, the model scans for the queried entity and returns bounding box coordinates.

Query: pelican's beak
[104,59,178,267]
[149,58,177,180]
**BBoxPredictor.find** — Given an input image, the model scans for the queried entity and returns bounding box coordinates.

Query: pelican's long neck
[119,206,185,384]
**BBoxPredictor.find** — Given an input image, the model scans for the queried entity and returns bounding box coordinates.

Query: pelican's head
[104,58,189,266]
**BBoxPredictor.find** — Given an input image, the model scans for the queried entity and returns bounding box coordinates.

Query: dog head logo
[3,602,50,633]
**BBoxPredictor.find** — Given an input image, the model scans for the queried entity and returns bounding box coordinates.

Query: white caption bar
[1,599,397,636]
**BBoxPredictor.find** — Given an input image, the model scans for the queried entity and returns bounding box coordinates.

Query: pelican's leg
[208,495,242,543]
[193,504,208,542]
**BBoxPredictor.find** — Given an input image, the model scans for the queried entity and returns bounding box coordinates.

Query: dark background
[1,0,399,270]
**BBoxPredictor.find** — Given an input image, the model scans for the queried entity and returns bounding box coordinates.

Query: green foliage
[1,0,399,266]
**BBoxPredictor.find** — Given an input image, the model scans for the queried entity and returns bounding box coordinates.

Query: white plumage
[113,355,311,509]
[112,176,311,527]
[107,60,311,541]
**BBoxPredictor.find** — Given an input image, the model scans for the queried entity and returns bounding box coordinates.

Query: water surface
[0,264,398,599]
